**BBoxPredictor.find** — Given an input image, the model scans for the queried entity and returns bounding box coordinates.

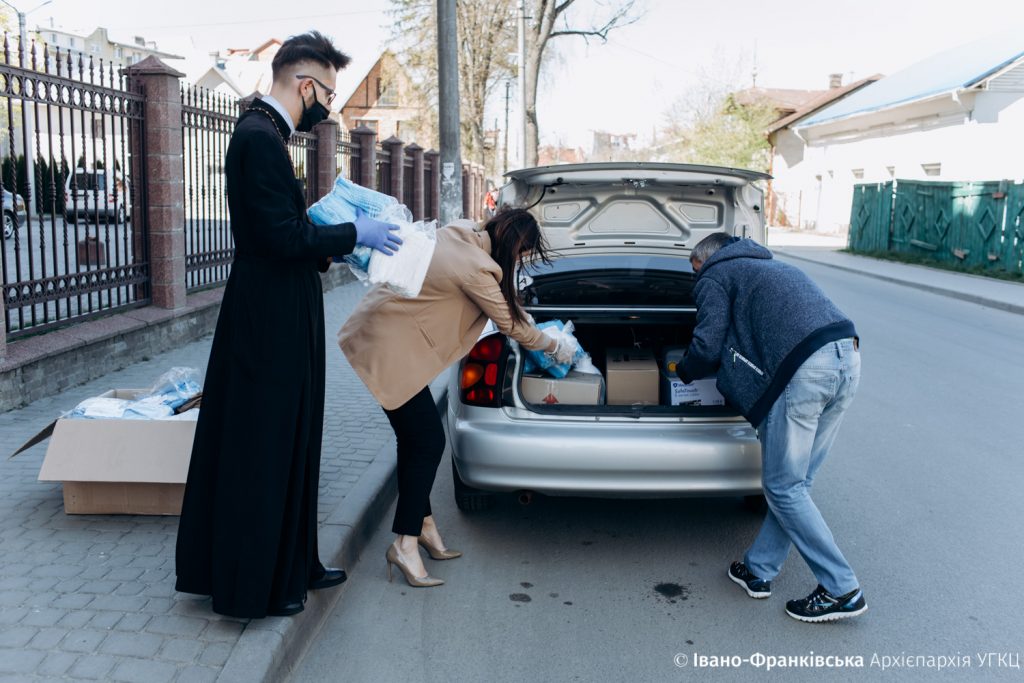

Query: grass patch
[841,249,1024,283]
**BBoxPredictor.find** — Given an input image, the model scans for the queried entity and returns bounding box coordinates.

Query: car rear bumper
[448,404,763,498]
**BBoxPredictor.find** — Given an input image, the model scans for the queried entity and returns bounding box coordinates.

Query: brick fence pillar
[126,56,186,310]
[406,143,424,221]
[424,149,440,221]
[350,126,376,189]
[313,118,339,201]
[382,136,404,203]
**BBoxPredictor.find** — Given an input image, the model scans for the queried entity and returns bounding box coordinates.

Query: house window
[355,119,379,134]
[921,162,941,177]
[115,47,123,59]
[376,78,398,107]
[90,44,99,54]
[852,168,864,180]
[49,33,57,44]
[69,37,77,48]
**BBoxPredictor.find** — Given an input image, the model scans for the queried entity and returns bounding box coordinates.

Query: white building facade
[770,40,1024,233]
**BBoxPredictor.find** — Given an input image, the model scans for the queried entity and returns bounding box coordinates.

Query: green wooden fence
[848,179,1024,275]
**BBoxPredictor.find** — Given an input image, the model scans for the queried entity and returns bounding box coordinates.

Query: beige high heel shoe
[418,536,463,560]
[385,545,444,587]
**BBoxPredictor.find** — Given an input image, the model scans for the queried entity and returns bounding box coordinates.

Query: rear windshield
[522,254,697,306]
[71,173,106,191]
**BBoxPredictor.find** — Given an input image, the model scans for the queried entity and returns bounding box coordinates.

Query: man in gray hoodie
[678,233,866,622]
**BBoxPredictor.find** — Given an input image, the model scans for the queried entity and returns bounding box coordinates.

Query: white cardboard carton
[661,373,726,406]
[521,370,605,405]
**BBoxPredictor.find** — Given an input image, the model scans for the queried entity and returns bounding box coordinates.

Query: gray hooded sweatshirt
[678,237,857,427]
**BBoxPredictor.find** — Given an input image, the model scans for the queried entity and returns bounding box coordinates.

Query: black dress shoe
[309,567,348,590]
[267,600,304,617]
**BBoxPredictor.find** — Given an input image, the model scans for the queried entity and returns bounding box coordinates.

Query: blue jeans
[744,338,861,596]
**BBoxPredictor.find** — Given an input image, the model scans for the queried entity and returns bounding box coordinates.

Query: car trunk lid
[499,162,770,256]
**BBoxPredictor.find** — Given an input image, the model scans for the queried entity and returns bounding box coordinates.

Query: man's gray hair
[690,232,735,264]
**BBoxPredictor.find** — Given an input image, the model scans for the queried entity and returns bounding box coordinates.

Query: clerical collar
[261,95,295,135]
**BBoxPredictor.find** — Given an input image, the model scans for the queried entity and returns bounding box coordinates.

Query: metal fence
[1,36,148,340]
[181,87,233,290]
[181,89,324,291]
[3,50,469,338]
[849,179,1024,274]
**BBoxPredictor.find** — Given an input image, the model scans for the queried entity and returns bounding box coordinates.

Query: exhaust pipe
[517,490,534,506]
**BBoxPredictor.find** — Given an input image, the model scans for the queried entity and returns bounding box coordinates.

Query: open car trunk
[511,312,740,418]
[508,254,742,419]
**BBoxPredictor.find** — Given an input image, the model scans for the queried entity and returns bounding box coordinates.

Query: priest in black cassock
[175,31,402,619]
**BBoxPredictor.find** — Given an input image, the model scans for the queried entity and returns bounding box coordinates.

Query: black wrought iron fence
[181,90,323,291]
[289,130,317,208]
[376,147,391,197]
[338,131,357,184]
[181,86,233,290]
[1,36,147,339]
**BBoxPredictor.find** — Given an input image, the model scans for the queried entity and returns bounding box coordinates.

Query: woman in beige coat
[338,208,577,586]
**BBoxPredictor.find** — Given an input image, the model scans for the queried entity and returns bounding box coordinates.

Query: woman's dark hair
[485,208,551,325]
[272,31,351,80]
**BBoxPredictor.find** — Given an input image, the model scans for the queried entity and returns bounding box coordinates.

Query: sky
[14,0,1024,152]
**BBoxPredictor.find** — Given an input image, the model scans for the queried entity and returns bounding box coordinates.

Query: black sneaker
[785,585,867,622]
[728,561,771,598]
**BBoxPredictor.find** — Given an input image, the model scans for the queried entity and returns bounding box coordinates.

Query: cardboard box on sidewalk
[14,389,197,515]
[606,347,659,405]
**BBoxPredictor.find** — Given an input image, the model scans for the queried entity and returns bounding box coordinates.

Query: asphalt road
[294,257,1024,682]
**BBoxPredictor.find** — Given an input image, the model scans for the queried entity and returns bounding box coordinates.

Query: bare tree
[390,0,517,170]
[654,54,776,172]
[521,0,642,167]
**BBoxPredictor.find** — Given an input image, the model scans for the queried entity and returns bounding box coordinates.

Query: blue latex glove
[353,208,402,255]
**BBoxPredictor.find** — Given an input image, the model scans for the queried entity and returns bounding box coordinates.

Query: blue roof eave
[795,88,960,129]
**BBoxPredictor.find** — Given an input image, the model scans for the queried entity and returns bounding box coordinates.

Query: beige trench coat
[338,221,550,410]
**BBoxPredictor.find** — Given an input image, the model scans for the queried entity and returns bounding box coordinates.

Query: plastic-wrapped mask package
[522,320,587,378]
[66,367,203,420]
[367,219,438,298]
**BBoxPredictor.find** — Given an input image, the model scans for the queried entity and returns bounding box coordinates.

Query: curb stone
[217,376,448,683]
[775,249,1024,317]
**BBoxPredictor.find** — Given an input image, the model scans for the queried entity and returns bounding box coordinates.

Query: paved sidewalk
[0,277,410,683]
[775,246,1024,316]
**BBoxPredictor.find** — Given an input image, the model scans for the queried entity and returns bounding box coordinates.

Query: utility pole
[517,0,526,169]
[503,79,511,175]
[1,1,52,215]
[436,0,462,225]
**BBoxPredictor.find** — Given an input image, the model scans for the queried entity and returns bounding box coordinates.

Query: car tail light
[460,333,507,408]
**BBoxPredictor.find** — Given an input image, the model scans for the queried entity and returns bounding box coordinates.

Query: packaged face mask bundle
[521,320,589,378]
[307,172,437,298]
[366,218,437,298]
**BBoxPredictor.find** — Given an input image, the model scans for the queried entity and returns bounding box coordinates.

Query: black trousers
[383,386,446,536]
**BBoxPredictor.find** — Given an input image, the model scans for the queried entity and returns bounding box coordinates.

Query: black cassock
[175,99,356,618]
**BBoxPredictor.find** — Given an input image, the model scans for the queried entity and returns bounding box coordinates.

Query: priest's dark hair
[485,208,552,325]
[271,31,351,80]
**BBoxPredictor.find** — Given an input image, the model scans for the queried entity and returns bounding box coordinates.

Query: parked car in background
[64,168,130,224]
[447,162,770,512]
[2,188,27,240]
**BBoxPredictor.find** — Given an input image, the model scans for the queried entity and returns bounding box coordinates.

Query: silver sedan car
[446,162,768,512]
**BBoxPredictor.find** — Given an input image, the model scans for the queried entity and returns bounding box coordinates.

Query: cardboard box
[521,370,605,405]
[16,389,197,515]
[661,372,726,406]
[606,347,659,405]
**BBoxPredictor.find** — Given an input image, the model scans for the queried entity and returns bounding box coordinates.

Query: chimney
[829,73,843,89]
